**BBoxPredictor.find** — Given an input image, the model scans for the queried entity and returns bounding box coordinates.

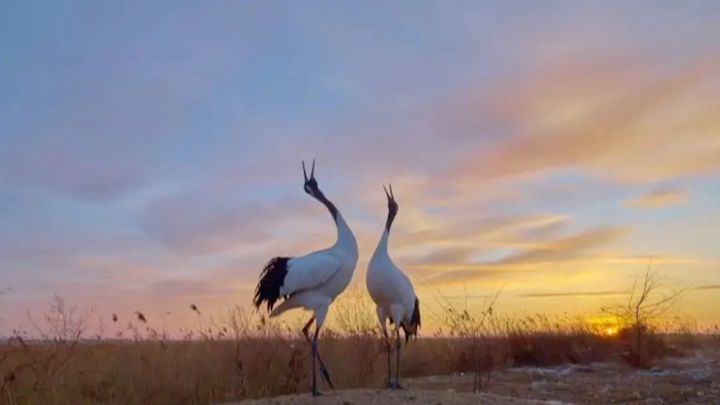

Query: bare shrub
[602,258,688,368]
[434,288,499,392]
[1,296,93,405]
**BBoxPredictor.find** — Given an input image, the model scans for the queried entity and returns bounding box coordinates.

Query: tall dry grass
[0,287,716,405]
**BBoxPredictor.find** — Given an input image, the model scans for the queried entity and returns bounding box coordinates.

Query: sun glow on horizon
[586,313,624,337]
[603,327,619,337]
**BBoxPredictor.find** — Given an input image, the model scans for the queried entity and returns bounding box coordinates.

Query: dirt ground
[225,389,575,405]
[224,351,720,405]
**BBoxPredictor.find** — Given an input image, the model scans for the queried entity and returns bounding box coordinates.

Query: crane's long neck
[334,211,357,255]
[376,206,397,256]
[315,192,338,221]
[385,207,396,234]
[315,192,357,255]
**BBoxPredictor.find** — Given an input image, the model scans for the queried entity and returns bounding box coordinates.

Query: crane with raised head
[253,159,359,396]
[366,184,421,389]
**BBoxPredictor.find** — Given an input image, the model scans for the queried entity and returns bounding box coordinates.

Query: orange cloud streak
[441,57,720,185]
[624,187,689,208]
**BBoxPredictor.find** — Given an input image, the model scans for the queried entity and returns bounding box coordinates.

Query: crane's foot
[391,381,404,390]
[311,387,324,397]
[385,381,394,389]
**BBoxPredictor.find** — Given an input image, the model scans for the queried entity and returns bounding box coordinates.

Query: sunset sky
[1,1,719,336]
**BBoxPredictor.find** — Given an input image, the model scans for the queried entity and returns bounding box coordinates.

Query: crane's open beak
[303,159,321,197]
[383,184,395,202]
[303,159,316,182]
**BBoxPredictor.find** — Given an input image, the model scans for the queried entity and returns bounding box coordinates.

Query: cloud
[141,190,288,256]
[437,57,720,186]
[405,246,477,267]
[0,78,188,201]
[0,3,265,202]
[624,187,689,208]
[0,224,157,284]
[397,212,571,249]
[601,255,720,266]
[138,181,354,257]
[67,255,174,283]
[518,290,627,298]
[143,279,239,298]
[410,225,633,286]
[503,225,632,261]
[695,284,720,291]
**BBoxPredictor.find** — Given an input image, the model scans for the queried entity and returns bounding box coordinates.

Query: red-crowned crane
[366,184,421,389]
[252,159,359,396]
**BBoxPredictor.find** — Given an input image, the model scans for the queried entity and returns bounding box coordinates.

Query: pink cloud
[143,279,239,298]
[141,188,310,256]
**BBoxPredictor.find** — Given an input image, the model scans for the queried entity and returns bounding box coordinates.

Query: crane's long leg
[302,317,333,390]
[311,325,323,396]
[382,326,392,389]
[393,326,404,389]
[376,308,392,389]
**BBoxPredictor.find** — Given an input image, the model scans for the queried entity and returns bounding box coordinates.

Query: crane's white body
[270,211,359,326]
[253,160,356,395]
[366,228,417,334]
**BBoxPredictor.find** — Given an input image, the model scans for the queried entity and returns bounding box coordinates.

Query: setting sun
[586,314,625,337]
[604,327,619,337]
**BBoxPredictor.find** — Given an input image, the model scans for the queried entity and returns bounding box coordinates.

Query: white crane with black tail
[366,184,421,389]
[252,159,359,397]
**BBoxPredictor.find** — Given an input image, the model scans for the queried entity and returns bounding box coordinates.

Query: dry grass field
[1,287,719,405]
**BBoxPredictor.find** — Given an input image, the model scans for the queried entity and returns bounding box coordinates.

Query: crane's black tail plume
[401,297,421,344]
[253,257,290,312]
